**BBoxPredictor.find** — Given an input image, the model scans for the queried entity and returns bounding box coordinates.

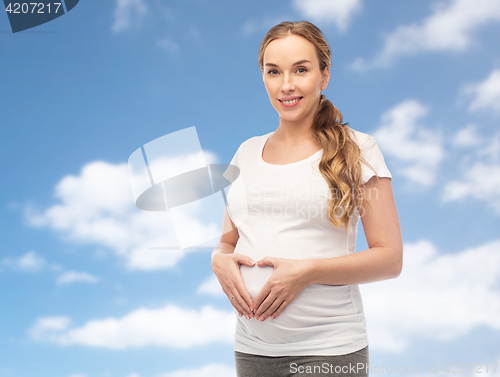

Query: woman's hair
[258,20,378,233]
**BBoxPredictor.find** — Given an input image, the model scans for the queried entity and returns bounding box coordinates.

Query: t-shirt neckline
[259,131,323,167]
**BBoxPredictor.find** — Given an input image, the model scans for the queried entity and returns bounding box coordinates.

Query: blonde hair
[258,20,378,233]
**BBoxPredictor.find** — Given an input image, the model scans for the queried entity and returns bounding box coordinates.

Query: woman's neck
[274,119,316,146]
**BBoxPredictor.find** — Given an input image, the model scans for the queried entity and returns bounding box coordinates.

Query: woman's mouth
[279,97,303,108]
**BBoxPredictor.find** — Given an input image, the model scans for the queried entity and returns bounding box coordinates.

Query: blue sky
[1,0,500,376]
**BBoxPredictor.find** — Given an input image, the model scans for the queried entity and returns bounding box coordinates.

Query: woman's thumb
[257,257,274,267]
[240,256,256,266]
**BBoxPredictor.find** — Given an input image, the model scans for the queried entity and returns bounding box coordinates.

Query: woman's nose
[281,74,295,92]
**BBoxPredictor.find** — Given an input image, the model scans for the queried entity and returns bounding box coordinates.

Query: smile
[279,97,303,108]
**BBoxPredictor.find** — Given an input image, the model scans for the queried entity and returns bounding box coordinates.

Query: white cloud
[452,124,484,147]
[28,304,235,349]
[187,27,202,46]
[351,0,500,70]
[292,0,362,32]
[443,162,500,204]
[241,16,290,37]
[18,251,44,270]
[197,275,225,297]
[29,316,72,342]
[442,162,500,210]
[1,251,45,272]
[361,238,500,352]
[443,131,500,213]
[23,156,222,270]
[157,37,179,55]
[372,99,444,187]
[477,131,500,162]
[112,0,148,33]
[158,364,235,377]
[461,69,500,115]
[57,271,99,285]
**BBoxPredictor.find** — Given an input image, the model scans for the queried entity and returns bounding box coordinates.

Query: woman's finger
[234,253,256,268]
[227,293,243,317]
[252,285,271,314]
[228,289,252,318]
[212,253,255,318]
[232,276,254,314]
[255,293,276,320]
[218,280,245,315]
[269,300,288,319]
[232,254,256,311]
[228,293,244,316]
[224,280,250,315]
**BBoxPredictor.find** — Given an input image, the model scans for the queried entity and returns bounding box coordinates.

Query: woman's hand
[252,257,312,321]
[211,253,256,319]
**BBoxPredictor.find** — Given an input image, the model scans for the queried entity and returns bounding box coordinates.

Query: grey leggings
[235,346,369,377]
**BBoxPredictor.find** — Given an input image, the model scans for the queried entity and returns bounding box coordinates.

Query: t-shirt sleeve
[222,142,244,183]
[221,141,248,227]
[359,135,392,185]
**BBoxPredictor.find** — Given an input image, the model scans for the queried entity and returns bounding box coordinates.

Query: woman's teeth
[282,98,300,104]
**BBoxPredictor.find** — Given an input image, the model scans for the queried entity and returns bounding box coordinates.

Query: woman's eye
[268,70,279,75]
[297,68,307,73]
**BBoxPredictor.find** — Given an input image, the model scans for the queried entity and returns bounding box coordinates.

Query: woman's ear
[321,66,330,91]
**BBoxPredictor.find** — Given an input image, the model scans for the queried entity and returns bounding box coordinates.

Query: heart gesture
[252,257,312,321]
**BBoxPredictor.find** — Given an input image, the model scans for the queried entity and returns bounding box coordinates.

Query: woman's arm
[303,176,403,285]
[211,189,256,319]
[253,176,403,320]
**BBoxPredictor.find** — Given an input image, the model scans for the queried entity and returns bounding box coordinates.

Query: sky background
[1,0,500,376]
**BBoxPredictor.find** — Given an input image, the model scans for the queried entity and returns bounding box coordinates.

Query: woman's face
[262,34,330,126]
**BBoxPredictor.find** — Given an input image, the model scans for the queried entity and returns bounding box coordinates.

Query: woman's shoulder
[238,131,274,150]
[346,126,376,151]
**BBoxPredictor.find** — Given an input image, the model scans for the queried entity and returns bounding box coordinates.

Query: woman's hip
[235,345,369,377]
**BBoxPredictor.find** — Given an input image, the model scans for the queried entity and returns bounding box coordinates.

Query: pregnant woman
[211,20,403,377]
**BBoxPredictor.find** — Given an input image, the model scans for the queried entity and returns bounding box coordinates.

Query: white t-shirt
[222,127,392,356]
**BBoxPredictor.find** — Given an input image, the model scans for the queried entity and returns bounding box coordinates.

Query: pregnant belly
[240,264,274,300]
[238,264,363,344]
